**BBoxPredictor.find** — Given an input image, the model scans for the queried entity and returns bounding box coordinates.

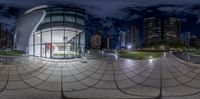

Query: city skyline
[144,17,181,46]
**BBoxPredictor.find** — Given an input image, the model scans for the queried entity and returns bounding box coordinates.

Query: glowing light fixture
[149,59,153,64]
[127,45,132,49]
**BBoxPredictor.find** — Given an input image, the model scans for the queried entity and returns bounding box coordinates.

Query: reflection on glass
[29,27,85,59]
[28,8,85,59]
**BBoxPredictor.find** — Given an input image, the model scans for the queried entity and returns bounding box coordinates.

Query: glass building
[15,6,85,59]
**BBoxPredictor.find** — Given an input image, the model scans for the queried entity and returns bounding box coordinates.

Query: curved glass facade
[28,7,85,59]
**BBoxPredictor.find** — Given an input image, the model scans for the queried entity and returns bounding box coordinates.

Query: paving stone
[0,54,200,99]
[25,77,43,86]
[6,81,29,89]
[116,79,137,88]
[94,81,117,89]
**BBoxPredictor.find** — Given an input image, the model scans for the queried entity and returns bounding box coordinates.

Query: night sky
[1,0,200,38]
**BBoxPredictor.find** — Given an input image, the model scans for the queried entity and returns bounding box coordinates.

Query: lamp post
[127,44,132,50]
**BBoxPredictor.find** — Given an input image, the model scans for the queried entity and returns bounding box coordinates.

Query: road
[0,53,200,99]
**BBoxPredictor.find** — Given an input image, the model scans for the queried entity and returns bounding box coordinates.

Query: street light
[149,56,153,64]
[127,45,132,50]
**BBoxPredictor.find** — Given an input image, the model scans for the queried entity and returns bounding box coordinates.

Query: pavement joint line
[14,59,62,92]
[158,56,163,99]
[112,59,160,98]
[0,65,10,92]
[2,54,200,98]
[63,60,107,91]
[162,54,200,97]
[117,59,162,88]
[165,54,199,97]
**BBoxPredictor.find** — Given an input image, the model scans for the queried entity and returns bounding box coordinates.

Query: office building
[144,17,162,45]
[144,17,181,46]
[15,5,85,59]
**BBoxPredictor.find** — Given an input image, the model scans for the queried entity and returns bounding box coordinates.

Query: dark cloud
[0,0,199,18]
[0,0,200,35]
[0,5,21,31]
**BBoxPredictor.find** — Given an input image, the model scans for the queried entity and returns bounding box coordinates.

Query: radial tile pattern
[0,53,200,99]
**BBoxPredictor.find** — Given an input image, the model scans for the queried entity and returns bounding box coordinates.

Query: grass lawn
[0,50,24,56]
[118,51,163,60]
[186,50,200,56]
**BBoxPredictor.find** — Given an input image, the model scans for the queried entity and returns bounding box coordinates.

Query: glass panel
[45,43,51,58]
[51,10,63,14]
[65,30,76,42]
[35,45,40,57]
[64,43,75,58]
[80,33,85,55]
[52,43,65,58]
[52,29,64,43]
[35,33,41,45]
[65,16,75,23]
[52,29,64,58]
[29,45,33,55]
[64,11,75,14]
[41,31,51,58]
[52,16,63,22]
[77,13,84,17]
[43,17,50,23]
[77,18,85,25]
[42,31,51,43]
[41,44,46,57]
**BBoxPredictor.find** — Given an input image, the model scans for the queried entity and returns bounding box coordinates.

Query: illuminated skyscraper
[0,25,13,49]
[120,31,126,48]
[144,17,162,45]
[144,17,181,47]
[164,17,181,44]
[126,26,140,49]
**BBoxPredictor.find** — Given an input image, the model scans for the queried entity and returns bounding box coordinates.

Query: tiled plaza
[0,53,200,99]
